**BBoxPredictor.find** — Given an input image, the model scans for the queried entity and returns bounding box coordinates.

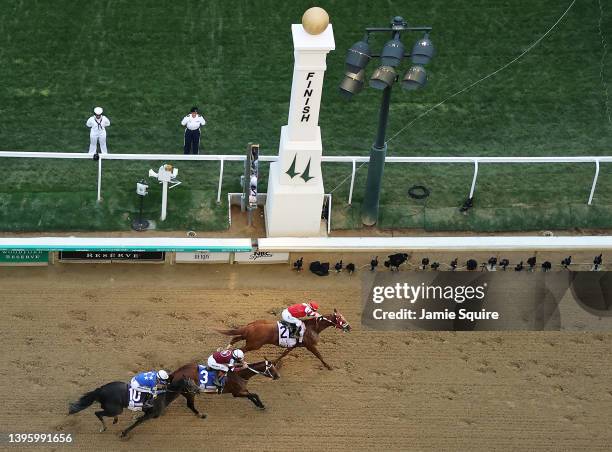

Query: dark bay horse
[218,310,351,370]
[68,377,199,437]
[170,360,280,416]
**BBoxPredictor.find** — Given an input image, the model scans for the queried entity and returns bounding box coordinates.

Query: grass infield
[0,0,610,231]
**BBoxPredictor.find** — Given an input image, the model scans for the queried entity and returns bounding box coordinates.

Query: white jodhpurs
[281,309,304,338]
[89,131,108,154]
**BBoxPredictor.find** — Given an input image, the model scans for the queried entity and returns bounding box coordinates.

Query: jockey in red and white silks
[207,349,245,387]
[281,301,321,343]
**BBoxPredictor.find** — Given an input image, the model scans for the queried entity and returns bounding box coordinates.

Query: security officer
[181,106,206,154]
[86,107,111,154]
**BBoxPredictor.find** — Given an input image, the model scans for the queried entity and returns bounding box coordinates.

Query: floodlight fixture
[402,65,427,91]
[345,37,371,73]
[380,36,405,67]
[369,65,397,90]
[339,69,366,98]
[411,32,435,65]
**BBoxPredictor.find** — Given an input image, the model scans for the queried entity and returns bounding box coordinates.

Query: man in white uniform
[86,107,111,154]
[181,106,206,154]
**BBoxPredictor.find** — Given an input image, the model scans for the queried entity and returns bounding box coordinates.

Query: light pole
[339,16,435,226]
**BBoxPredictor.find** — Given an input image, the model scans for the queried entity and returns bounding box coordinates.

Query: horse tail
[68,388,100,414]
[217,327,244,337]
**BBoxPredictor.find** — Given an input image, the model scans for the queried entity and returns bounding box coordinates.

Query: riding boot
[214,372,226,393]
[143,394,154,410]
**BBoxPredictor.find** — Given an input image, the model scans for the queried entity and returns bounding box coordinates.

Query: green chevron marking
[285,154,299,178]
[300,158,315,182]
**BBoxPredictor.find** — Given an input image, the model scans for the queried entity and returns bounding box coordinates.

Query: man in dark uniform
[181,106,206,154]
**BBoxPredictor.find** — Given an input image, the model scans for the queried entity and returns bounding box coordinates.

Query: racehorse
[169,359,280,416]
[68,377,199,437]
[218,310,351,370]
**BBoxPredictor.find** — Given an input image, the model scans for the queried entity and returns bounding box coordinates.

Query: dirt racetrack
[2,263,612,451]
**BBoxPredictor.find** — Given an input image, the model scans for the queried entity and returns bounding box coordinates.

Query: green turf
[0,0,611,231]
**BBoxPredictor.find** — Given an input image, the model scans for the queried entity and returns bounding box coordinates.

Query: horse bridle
[318,313,349,331]
[318,315,336,326]
[245,360,275,379]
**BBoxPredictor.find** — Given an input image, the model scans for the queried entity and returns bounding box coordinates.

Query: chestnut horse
[218,310,351,370]
[169,360,280,416]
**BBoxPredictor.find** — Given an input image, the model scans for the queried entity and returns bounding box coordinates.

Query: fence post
[469,159,479,199]
[348,159,356,205]
[217,158,224,204]
[227,192,232,227]
[97,156,103,202]
[588,159,600,205]
[327,194,332,235]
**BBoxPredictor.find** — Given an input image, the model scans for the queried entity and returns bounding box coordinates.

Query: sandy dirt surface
[1,263,612,451]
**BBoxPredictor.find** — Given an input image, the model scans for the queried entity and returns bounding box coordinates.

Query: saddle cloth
[127,387,145,412]
[197,365,225,393]
[277,321,298,348]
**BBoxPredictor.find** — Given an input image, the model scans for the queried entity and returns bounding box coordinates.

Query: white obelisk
[265,8,335,237]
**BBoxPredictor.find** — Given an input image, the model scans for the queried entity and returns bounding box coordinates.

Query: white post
[227,192,232,227]
[217,159,224,204]
[469,160,479,199]
[265,15,335,237]
[161,181,168,221]
[97,156,102,202]
[348,158,356,205]
[588,159,600,205]
[327,194,332,234]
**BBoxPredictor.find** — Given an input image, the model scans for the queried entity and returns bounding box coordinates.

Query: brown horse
[169,360,280,416]
[218,310,351,370]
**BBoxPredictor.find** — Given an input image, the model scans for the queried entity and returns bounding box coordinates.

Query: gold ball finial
[302,7,329,35]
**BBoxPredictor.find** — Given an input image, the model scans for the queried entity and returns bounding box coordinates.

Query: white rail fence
[1,151,610,206]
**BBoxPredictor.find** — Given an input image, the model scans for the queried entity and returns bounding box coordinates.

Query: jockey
[282,301,321,343]
[130,369,170,409]
[207,348,246,388]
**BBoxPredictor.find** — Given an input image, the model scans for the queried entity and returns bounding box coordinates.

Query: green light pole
[339,16,434,226]
[362,85,392,225]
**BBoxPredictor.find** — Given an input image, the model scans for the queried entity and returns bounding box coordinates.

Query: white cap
[157,369,169,380]
[94,107,103,115]
[232,349,244,360]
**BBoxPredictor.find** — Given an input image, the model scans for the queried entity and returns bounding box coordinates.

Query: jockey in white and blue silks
[130,370,170,408]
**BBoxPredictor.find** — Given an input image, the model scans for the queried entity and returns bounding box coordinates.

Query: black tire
[408,185,430,200]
